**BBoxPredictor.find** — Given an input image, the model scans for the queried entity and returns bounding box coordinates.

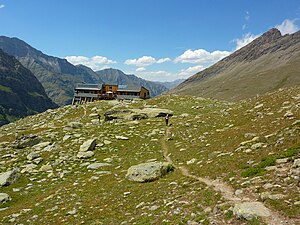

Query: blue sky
[0,0,299,81]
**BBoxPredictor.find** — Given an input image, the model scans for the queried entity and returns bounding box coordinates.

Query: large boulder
[0,168,20,186]
[233,202,271,220]
[126,162,173,182]
[16,136,42,149]
[0,193,11,204]
[79,139,97,152]
[104,108,173,121]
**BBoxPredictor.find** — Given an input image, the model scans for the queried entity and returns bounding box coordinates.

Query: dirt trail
[161,126,295,225]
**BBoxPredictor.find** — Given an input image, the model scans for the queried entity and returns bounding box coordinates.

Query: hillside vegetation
[0,85,299,224]
[169,29,300,101]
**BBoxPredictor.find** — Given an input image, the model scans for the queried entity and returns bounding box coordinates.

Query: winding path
[161,126,295,225]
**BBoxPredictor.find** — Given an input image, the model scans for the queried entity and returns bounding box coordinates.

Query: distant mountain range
[157,79,186,89]
[169,28,300,101]
[95,68,168,97]
[0,36,169,106]
[0,49,57,126]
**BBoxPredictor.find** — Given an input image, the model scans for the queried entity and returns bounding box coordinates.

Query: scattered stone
[233,202,270,220]
[293,159,300,168]
[276,158,288,165]
[235,189,244,196]
[21,164,38,173]
[251,142,264,150]
[115,136,129,140]
[77,151,94,159]
[67,209,77,215]
[39,164,53,172]
[0,169,20,186]
[79,139,97,152]
[104,140,112,145]
[87,163,111,170]
[284,111,293,117]
[0,193,11,204]
[126,162,173,182]
[68,122,83,129]
[33,142,51,150]
[27,152,40,161]
[186,158,197,165]
[63,135,71,141]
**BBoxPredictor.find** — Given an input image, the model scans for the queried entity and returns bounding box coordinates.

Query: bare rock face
[0,168,20,186]
[126,162,173,182]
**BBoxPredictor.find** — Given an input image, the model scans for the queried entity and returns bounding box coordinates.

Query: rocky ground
[0,86,299,224]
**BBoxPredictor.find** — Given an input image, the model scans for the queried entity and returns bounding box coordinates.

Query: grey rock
[27,152,40,161]
[284,111,293,117]
[39,164,52,172]
[0,193,11,204]
[233,202,270,220]
[251,142,264,150]
[115,136,129,140]
[293,159,300,168]
[17,136,42,149]
[126,162,173,182]
[68,122,83,129]
[276,158,288,164]
[33,142,51,150]
[87,163,112,170]
[21,164,38,173]
[0,169,20,186]
[79,139,96,152]
[77,151,94,159]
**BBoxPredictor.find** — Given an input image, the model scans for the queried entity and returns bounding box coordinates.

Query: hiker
[15,132,19,141]
[97,114,101,122]
[165,114,169,126]
[21,133,25,140]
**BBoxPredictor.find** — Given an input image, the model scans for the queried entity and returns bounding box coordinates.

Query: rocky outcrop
[126,162,173,182]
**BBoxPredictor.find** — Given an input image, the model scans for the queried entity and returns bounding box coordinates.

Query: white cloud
[275,19,299,35]
[234,33,259,50]
[124,56,156,67]
[174,49,231,64]
[178,65,205,78]
[135,70,175,81]
[124,56,171,67]
[136,67,146,71]
[0,4,4,9]
[245,11,250,21]
[65,55,116,71]
[157,57,171,63]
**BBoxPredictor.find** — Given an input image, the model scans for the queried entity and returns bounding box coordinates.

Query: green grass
[0,84,13,93]
[241,145,300,177]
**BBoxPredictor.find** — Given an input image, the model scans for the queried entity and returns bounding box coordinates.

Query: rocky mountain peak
[259,28,282,41]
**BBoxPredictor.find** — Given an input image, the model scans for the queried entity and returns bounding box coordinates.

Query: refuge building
[72,83,150,104]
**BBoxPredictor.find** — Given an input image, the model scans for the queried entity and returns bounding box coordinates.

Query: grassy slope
[0,85,299,224]
[170,44,300,102]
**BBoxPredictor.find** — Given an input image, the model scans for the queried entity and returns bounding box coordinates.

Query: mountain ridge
[0,49,57,126]
[0,36,104,106]
[169,28,300,100]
